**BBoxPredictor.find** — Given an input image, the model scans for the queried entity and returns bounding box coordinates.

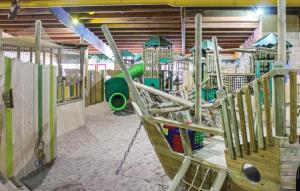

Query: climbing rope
[115,122,143,175]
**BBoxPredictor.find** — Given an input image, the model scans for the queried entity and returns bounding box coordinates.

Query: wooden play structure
[143,35,173,90]
[101,1,300,189]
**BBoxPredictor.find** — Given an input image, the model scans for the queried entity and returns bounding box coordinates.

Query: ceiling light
[255,8,264,17]
[72,18,79,24]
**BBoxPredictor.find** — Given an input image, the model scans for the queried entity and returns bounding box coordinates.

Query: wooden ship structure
[101,3,300,190]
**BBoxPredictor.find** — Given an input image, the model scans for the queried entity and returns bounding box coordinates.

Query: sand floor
[34,103,170,191]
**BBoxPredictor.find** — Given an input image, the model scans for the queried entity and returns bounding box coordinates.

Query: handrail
[144,115,224,136]
[216,67,299,159]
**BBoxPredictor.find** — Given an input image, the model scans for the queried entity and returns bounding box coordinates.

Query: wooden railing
[219,68,299,159]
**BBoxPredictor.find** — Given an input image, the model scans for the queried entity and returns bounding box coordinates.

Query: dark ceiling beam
[0,8,50,15]
[90,29,254,33]
[0,24,66,28]
[0,14,57,20]
[73,12,180,19]
[84,22,258,29]
[78,16,258,24]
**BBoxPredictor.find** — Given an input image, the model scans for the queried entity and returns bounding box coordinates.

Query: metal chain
[115,122,143,175]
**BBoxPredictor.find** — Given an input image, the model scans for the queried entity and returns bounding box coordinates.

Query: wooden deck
[193,136,226,168]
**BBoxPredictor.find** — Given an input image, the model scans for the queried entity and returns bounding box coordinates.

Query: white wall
[56,100,85,136]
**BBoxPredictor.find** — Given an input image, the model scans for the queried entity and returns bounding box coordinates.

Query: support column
[180,7,186,56]
[195,14,202,124]
[34,20,41,65]
[274,0,286,136]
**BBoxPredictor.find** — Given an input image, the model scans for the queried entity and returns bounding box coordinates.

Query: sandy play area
[33,103,170,191]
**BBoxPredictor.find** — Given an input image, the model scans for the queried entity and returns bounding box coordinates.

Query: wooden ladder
[167,156,227,191]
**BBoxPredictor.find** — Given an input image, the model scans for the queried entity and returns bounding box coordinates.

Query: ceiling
[0,5,296,55]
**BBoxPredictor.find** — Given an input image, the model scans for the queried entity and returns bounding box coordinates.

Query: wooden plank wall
[85,70,105,106]
[0,55,57,179]
[279,138,300,190]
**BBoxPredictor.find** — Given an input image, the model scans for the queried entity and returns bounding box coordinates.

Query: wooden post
[34,20,41,65]
[80,36,85,99]
[180,7,186,56]
[244,85,257,152]
[176,112,192,156]
[228,94,242,157]
[101,24,148,115]
[221,98,235,159]
[30,47,33,63]
[17,46,20,59]
[212,36,222,90]
[167,156,191,191]
[289,71,297,143]
[195,14,202,124]
[50,48,53,66]
[273,0,286,137]
[262,76,274,146]
[253,80,264,149]
[237,90,250,155]
[0,29,2,52]
[43,51,46,65]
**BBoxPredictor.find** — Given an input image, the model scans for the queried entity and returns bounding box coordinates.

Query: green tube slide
[105,63,144,111]
[115,63,144,79]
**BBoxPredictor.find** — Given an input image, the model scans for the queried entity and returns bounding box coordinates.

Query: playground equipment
[143,35,173,90]
[101,2,300,189]
[105,63,144,111]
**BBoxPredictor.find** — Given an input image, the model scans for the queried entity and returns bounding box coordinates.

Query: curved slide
[105,63,144,111]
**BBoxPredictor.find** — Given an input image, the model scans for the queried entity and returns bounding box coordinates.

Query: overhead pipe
[1,0,300,8]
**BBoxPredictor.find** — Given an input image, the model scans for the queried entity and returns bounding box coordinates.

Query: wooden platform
[193,136,226,168]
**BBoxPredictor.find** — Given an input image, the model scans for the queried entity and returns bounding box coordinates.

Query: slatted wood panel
[86,70,106,106]
[0,56,57,179]
[143,48,172,78]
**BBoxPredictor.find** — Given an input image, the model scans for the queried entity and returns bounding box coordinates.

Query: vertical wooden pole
[180,7,186,56]
[221,98,235,159]
[43,51,46,65]
[228,94,242,157]
[57,48,63,101]
[277,0,286,68]
[289,71,297,143]
[237,90,250,155]
[253,80,264,149]
[50,48,53,66]
[195,14,202,124]
[34,20,41,65]
[30,47,33,63]
[244,86,257,152]
[262,76,274,146]
[176,112,192,156]
[80,36,85,99]
[0,29,3,52]
[17,46,20,59]
[212,36,222,90]
[273,0,286,137]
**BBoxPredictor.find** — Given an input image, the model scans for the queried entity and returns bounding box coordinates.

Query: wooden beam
[85,22,259,29]
[0,0,299,8]
[167,156,191,191]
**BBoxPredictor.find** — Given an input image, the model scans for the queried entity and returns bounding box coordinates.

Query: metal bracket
[2,89,14,108]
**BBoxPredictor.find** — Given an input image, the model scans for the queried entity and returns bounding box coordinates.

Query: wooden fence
[0,54,57,178]
[85,70,105,106]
